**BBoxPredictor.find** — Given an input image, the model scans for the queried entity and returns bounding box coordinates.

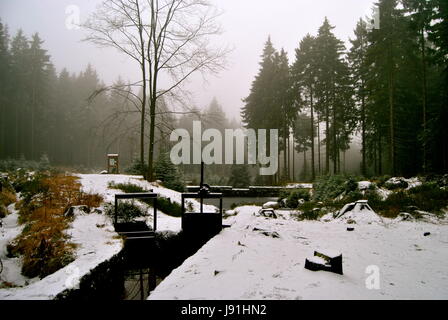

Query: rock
[261,231,280,238]
[397,212,414,221]
[257,209,277,219]
[424,232,431,237]
[64,205,90,217]
[280,198,288,207]
[262,201,280,209]
[385,177,409,190]
[405,206,419,212]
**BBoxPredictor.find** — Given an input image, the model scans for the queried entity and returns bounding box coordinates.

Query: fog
[0,0,376,121]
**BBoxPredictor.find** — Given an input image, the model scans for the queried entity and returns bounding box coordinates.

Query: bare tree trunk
[317,114,321,175]
[292,136,295,181]
[420,27,427,173]
[137,0,147,177]
[389,70,396,176]
[303,149,307,181]
[378,133,383,176]
[361,89,366,177]
[325,104,330,175]
[310,87,315,180]
[283,129,287,181]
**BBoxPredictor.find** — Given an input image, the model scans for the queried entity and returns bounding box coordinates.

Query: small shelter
[107,154,119,174]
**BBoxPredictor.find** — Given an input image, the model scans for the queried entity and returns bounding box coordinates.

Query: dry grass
[8,173,103,279]
[0,189,16,207]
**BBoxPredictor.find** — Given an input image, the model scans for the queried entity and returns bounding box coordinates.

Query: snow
[76,174,217,233]
[286,183,313,189]
[377,187,392,200]
[333,201,383,225]
[306,256,328,265]
[358,181,372,190]
[0,203,34,288]
[262,201,279,209]
[149,205,448,300]
[1,173,206,299]
[386,177,422,190]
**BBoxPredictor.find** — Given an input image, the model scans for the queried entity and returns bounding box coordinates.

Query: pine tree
[293,113,314,181]
[314,18,353,175]
[9,29,29,158]
[28,33,50,160]
[273,49,296,181]
[242,37,280,184]
[154,152,185,192]
[242,37,278,130]
[292,34,317,180]
[365,0,422,175]
[348,19,369,176]
[228,165,251,188]
[0,20,10,159]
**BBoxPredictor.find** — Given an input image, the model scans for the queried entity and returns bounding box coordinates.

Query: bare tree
[83,0,228,180]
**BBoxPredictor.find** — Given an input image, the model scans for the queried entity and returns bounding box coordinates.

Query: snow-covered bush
[279,189,311,208]
[385,177,409,190]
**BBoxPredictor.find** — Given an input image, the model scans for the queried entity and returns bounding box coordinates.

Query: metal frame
[114,192,158,231]
[181,193,223,230]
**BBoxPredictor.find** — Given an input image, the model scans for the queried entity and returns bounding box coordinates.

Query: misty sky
[1,0,376,122]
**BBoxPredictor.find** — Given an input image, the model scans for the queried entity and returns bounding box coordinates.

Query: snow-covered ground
[149,206,448,300]
[0,203,122,299]
[2,174,447,300]
[77,174,216,232]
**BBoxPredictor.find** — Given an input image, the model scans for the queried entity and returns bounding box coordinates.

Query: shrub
[385,180,409,190]
[154,152,185,192]
[157,197,182,217]
[108,182,183,217]
[375,175,392,188]
[283,190,311,208]
[0,158,40,172]
[124,159,148,176]
[0,186,16,209]
[104,201,147,223]
[345,176,358,193]
[296,202,325,221]
[379,191,413,218]
[313,175,348,202]
[408,183,448,214]
[228,165,252,188]
[108,181,148,193]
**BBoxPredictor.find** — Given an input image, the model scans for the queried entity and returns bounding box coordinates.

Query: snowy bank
[149,206,448,300]
[0,207,122,299]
